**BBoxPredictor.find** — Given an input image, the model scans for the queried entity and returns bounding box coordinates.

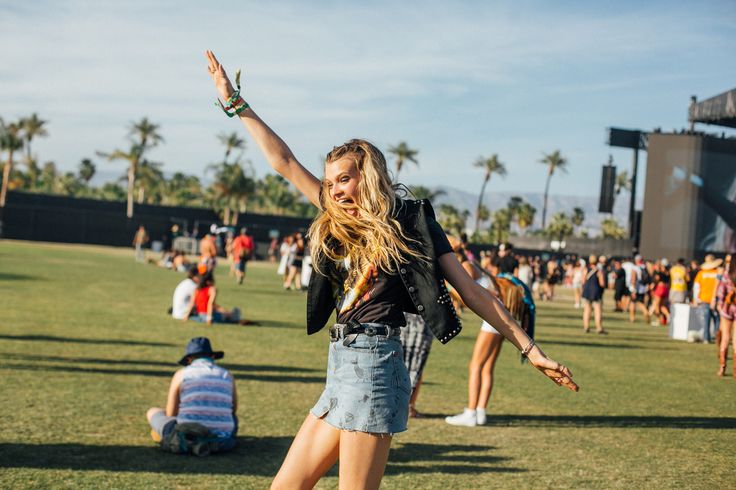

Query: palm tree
[473,154,507,233]
[437,204,469,236]
[408,185,445,202]
[0,119,24,207]
[387,142,418,182]
[516,202,536,236]
[613,170,631,211]
[218,132,246,164]
[490,207,512,243]
[546,211,573,242]
[162,172,203,206]
[571,207,585,235]
[601,217,627,239]
[207,161,255,224]
[539,150,568,229]
[37,161,58,193]
[78,158,96,184]
[135,159,165,204]
[100,117,163,218]
[20,113,48,188]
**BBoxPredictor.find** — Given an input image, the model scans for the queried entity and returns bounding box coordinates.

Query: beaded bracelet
[215,69,250,117]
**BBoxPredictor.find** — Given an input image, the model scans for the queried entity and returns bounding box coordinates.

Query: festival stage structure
[637,88,736,259]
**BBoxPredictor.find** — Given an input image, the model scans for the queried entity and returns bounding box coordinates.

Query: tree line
[0,114,628,240]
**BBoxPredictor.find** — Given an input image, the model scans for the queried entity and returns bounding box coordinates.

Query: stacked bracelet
[521,339,535,358]
[215,68,250,118]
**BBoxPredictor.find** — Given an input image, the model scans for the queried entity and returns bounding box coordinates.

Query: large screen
[640,133,736,259]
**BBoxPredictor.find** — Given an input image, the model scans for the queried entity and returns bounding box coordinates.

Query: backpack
[160,423,223,456]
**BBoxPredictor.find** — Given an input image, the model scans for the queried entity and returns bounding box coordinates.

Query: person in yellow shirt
[668,258,689,304]
[693,255,723,343]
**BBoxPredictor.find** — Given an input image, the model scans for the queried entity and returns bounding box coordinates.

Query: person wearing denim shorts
[205,52,580,489]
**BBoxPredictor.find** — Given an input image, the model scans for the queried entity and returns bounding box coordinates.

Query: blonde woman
[206,51,578,490]
[444,236,506,427]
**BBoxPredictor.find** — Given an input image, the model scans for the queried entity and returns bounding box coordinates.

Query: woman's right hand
[205,50,236,102]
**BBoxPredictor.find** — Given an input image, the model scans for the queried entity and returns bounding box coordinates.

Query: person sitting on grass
[183,272,255,325]
[171,266,199,320]
[146,337,238,453]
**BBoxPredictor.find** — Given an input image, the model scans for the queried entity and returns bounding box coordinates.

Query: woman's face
[325,155,361,216]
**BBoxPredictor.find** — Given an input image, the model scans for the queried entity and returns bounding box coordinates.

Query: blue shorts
[149,411,177,438]
[149,410,238,452]
[310,333,411,434]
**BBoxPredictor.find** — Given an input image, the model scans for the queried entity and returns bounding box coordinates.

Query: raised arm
[205,51,321,206]
[439,253,579,392]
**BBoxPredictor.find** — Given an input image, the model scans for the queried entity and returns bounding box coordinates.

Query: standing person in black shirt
[206,51,579,489]
[492,242,519,277]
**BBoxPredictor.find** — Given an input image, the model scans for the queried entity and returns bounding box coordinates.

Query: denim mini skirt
[310,332,411,434]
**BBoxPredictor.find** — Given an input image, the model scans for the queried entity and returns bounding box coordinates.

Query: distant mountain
[425,185,637,236]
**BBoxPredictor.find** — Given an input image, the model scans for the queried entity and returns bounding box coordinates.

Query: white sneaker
[445,409,477,427]
[476,409,487,426]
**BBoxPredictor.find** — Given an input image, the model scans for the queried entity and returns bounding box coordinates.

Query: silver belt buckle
[364,325,377,336]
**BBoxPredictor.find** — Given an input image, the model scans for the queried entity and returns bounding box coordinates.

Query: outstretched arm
[439,253,579,392]
[205,51,321,206]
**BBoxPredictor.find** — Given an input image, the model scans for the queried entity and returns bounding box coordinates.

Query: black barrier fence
[0,191,312,256]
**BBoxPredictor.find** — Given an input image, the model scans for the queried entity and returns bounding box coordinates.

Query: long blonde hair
[309,139,424,276]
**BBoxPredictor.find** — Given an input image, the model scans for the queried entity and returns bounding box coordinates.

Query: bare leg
[467,332,495,409]
[409,375,422,417]
[638,301,650,323]
[629,296,636,322]
[476,335,504,409]
[271,414,340,490]
[338,431,393,490]
[284,266,297,289]
[582,301,591,332]
[594,302,603,332]
[718,317,732,376]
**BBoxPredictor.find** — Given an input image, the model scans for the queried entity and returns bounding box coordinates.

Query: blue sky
[1,0,734,199]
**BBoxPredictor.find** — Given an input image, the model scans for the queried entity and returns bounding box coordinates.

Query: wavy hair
[308,139,425,276]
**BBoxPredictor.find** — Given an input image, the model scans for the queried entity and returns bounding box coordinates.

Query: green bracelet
[215,69,248,117]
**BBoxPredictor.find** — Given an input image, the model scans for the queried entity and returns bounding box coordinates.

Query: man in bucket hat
[146,337,238,452]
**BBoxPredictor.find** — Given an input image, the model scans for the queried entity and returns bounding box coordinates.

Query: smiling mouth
[337,198,354,204]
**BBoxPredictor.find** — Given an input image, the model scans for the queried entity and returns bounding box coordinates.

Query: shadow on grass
[0,437,292,475]
[0,334,174,347]
[414,414,736,429]
[536,339,673,350]
[0,363,325,383]
[1,353,321,374]
[0,439,523,476]
[0,272,38,281]
[386,443,525,475]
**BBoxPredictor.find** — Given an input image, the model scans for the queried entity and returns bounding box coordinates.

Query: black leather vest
[306,199,462,344]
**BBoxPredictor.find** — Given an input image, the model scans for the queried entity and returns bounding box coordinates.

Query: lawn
[0,240,734,489]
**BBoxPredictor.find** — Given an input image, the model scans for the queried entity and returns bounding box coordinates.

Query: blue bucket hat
[178,337,224,366]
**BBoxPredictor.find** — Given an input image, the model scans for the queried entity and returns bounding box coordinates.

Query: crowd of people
[138,51,735,487]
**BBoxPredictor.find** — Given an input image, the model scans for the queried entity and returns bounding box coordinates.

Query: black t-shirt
[335,216,452,327]
[614,267,626,290]
[493,254,519,274]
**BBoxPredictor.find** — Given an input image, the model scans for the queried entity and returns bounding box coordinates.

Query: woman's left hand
[527,348,579,392]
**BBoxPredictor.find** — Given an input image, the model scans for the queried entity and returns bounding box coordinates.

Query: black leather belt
[329,320,402,345]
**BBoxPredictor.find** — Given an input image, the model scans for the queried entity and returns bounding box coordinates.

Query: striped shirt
[177,358,235,437]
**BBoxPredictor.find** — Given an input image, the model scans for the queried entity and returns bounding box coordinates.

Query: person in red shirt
[232,227,254,285]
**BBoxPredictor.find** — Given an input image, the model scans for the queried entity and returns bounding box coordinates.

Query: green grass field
[1,240,734,489]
